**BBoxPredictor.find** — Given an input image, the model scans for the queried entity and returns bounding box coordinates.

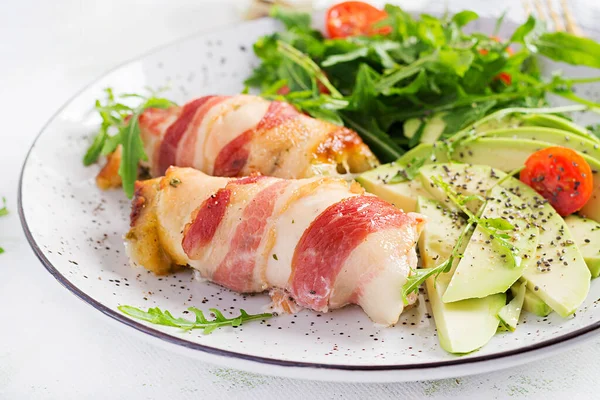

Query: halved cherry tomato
[520,147,594,216]
[326,1,390,39]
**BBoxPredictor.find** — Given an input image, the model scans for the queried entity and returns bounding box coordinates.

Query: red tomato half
[520,147,594,216]
[326,1,390,39]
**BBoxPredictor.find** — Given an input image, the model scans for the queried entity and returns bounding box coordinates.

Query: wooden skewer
[246,0,312,20]
[534,0,547,22]
[545,0,565,31]
[559,0,584,36]
[522,0,533,16]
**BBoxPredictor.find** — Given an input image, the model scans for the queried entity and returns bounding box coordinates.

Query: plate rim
[17,14,600,374]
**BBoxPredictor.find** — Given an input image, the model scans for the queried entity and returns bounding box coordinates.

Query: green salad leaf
[401,257,452,303]
[119,305,273,334]
[247,4,600,161]
[83,88,176,198]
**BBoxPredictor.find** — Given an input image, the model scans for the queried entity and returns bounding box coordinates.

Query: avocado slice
[565,215,600,278]
[404,113,448,144]
[498,281,527,331]
[453,137,600,223]
[356,162,430,212]
[417,197,505,354]
[396,143,450,165]
[511,282,552,317]
[478,127,600,162]
[419,163,590,317]
[520,114,600,143]
[437,186,539,303]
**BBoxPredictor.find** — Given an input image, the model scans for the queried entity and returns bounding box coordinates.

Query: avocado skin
[565,215,600,278]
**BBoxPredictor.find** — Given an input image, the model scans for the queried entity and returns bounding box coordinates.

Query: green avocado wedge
[356,162,430,213]
[397,142,451,166]
[419,163,590,317]
[498,281,527,332]
[404,113,448,144]
[476,127,600,162]
[439,186,539,303]
[519,114,600,143]
[452,137,600,222]
[511,282,552,317]
[416,197,505,354]
[565,215,600,278]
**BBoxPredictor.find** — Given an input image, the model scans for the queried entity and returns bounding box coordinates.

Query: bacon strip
[212,130,254,177]
[211,180,289,292]
[176,96,226,168]
[157,96,215,174]
[289,196,414,311]
[182,188,231,259]
[212,101,300,177]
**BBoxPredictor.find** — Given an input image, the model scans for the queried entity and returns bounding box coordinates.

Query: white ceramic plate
[19,14,600,382]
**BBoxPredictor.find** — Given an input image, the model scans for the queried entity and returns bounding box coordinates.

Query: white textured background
[1,0,598,398]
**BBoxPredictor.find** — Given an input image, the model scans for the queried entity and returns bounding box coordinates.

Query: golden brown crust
[126,177,178,275]
[96,146,123,190]
[314,126,379,173]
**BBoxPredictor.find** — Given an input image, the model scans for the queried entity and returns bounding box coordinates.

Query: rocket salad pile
[247,2,600,161]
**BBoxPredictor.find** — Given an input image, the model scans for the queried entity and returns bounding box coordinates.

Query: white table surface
[1,0,599,398]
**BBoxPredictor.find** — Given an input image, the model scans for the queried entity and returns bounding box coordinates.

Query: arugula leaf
[83,89,176,198]
[451,10,479,28]
[441,100,496,137]
[481,217,515,231]
[535,32,600,68]
[322,47,369,67]
[493,10,507,36]
[509,15,538,45]
[384,70,428,96]
[277,41,342,97]
[83,118,108,165]
[388,157,426,183]
[119,112,145,198]
[402,258,452,303]
[119,305,273,334]
[436,49,474,77]
[376,53,436,94]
